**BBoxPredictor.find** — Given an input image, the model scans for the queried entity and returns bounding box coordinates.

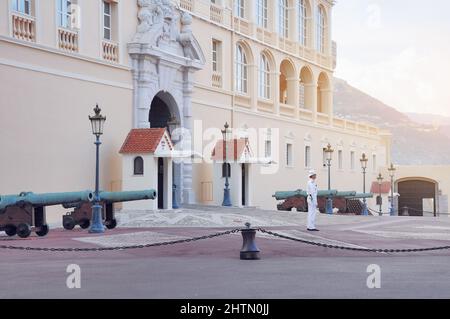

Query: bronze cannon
[62,189,157,230]
[0,190,94,238]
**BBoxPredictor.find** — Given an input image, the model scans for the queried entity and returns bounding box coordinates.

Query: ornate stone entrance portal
[128,0,205,204]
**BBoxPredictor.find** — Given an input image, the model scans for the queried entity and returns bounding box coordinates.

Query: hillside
[333,78,450,165]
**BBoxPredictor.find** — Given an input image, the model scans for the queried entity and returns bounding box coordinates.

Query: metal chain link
[257,228,450,253]
[0,229,241,252]
[2,227,450,254]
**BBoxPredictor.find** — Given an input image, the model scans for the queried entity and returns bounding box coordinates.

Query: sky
[333,0,450,117]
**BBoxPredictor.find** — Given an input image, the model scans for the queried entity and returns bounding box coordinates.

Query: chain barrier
[1,227,450,254]
[257,228,450,253]
[0,229,241,252]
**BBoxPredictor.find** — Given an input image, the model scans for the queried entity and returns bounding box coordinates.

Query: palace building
[0,0,396,217]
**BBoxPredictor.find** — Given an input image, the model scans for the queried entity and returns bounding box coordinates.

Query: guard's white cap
[308,170,317,177]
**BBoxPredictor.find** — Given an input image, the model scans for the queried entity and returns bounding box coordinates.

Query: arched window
[279,0,289,38]
[133,156,144,175]
[298,0,308,46]
[316,5,326,53]
[235,44,248,94]
[258,54,271,99]
[256,0,268,28]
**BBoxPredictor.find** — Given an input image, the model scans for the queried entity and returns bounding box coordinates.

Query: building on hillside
[1,0,398,216]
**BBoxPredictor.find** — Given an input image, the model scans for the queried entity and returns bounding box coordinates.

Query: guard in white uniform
[307,170,319,231]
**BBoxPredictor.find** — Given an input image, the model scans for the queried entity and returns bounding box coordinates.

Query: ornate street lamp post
[360,153,369,216]
[324,143,334,215]
[388,163,396,216]
[377,173,384,216]
[88,104,106,233]
[221,122,232,207]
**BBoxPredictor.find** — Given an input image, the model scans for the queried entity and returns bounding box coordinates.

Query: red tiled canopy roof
[370,181,392,194]
[211,138,249,161]
[119,128,167,154]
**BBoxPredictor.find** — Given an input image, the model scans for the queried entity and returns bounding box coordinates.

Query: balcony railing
[280,103,295,117]
[212,71,222,88]
[210,3,223,24]
[11,12,35,42]
[256,27,276,46]
[299,108,313,121]
[58,27,79,52]
[180,0,194,11]
[317,112,330,125]
[102,39,119,63]
[278,37,297,55]
[233,17,252,36]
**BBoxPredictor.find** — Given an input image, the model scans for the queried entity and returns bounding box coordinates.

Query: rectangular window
[286,143,293,166]
[235,0,245,18]
[212,39,221,72]
[279,0,289,38]
[265,140,272,158]
[338,150,343,170]
[298,0,307,45]
[305,145,311,168]
[57,0,72,28]
[299,84,305,108]
[372,154,377,171]
[256,0,268,28]
[350,151,355,170]
[12,0,31,15]
[103,1,112,40]
[322,148,327,167]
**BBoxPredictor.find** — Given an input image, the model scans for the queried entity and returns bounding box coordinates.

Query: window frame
[279,0,289,38]
[316,5,326,53]
[133,156,144,176]
[103,0,112,40]
[12,0,31,15]
[235,44,248,94]
[286,143,293,167]
[57,0,73,29]
[298,0,308,46]
[258,53,271,99]
[305,145,311,168]
[234,0,245,19]
[256,0,268,29]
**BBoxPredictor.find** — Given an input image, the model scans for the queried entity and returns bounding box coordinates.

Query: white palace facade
[0,0,393,214]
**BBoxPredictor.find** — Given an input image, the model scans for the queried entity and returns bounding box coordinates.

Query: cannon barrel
[273,189,338,200]
[99,190,157,203]
[335,191,357,197]
[345,193,374,199]
[317,190,338,197]
[272,190,305,200]
[0,191,94,211]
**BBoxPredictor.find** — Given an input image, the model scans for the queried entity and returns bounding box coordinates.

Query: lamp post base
[89,204,105,233]
[222,188,232,207]
[389,207,395,216]
[326,198,333,215]
[362,202,369,216]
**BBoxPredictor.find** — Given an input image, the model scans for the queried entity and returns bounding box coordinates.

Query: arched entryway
[397,178,437,216]
[149,91,182,209]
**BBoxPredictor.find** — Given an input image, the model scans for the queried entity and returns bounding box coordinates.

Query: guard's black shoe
[307,228,320,232]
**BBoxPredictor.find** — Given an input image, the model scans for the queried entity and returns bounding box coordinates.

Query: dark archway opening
[398,180,436,216]
[149,95,172,130]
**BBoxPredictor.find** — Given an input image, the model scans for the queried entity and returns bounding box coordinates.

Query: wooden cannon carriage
[273,190,373,215]
[0,191,94,238]
[62,190,157,230]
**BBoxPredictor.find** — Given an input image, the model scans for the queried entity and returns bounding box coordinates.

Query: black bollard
[240,223,260,260]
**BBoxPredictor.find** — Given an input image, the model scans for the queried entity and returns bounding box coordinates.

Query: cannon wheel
[79,219,90,229]
[5,225,17,237]
[106,219,117,230]
[63,217,76,230]
[17,223,32,238]
[35,224,49,237]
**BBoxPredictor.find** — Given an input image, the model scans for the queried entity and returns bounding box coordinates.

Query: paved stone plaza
[1,206,450,299]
